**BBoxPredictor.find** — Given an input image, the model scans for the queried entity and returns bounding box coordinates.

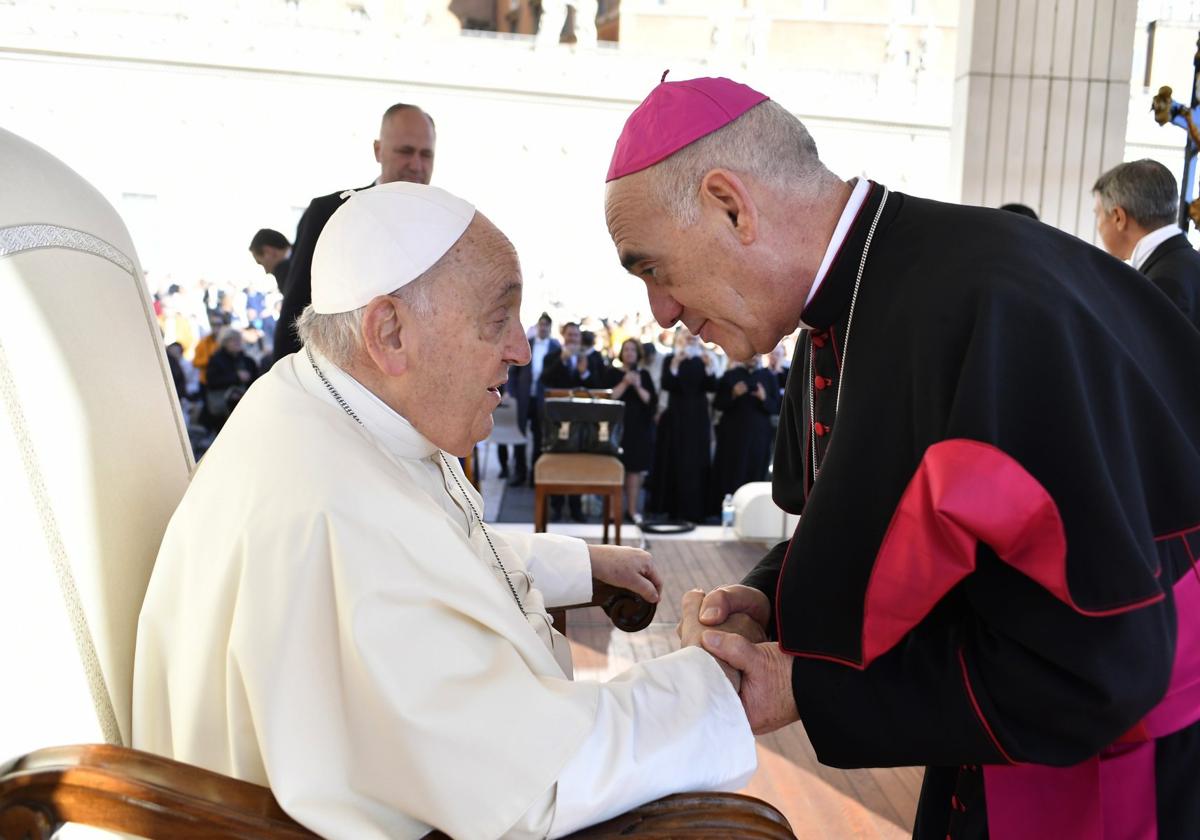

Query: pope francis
[132,182,756,839]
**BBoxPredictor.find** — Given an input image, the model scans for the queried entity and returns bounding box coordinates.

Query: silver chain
[306,348,527,616]
[808,187,889,481]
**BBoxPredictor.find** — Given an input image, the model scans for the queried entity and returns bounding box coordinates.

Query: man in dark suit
[579,329,610,382]
[1094,158,1200,330]
[248,228,292,295]
[506,313,559,486]
[273,103,437,363]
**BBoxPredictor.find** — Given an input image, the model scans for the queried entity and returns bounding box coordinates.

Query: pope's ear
[699,169,758,245]
[360,295,408,376]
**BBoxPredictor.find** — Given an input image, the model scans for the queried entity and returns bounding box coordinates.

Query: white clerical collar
[804,178,872,311]
[1130,223,1181,271]
[299,348,438,460]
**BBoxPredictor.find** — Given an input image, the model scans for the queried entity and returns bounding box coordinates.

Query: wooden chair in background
[535,388,625,545]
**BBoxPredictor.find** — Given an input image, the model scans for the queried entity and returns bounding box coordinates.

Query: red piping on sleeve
[958,647,1017,764]
[1152,522,1200,542]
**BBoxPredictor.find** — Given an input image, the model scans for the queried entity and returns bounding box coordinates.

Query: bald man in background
[273,103,437,364]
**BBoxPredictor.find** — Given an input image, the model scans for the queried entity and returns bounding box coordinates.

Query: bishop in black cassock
[604,75,1200,840]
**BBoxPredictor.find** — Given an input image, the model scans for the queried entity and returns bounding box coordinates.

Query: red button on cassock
[814,376,831,391]
[812,334,827,348]
[813,422,828,437]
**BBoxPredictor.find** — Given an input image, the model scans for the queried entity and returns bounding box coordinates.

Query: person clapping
[607,338,657,524]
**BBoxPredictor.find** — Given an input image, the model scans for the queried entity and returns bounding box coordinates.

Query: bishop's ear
[699,169,758,245]
[360,294,409,377]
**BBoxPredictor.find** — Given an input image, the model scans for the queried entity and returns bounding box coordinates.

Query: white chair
[733,482,791,541]
[0,125,193,765]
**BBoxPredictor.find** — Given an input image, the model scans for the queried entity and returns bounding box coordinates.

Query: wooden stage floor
[565,539,922,840]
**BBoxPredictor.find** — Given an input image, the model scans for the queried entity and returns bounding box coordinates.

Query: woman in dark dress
[710,355,781,508]
[648,331,716,523]
[608,338,657,523]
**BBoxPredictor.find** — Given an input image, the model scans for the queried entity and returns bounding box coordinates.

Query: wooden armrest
[565,792,795,838]
[0,744,316,839]
[424,792,795,839]
[555,579,656,632]
[2,747,793,840]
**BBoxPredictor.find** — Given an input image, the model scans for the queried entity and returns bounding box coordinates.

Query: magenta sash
[984,570,1200,840]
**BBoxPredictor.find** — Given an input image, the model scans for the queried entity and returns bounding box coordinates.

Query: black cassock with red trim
[742,182,1200,840]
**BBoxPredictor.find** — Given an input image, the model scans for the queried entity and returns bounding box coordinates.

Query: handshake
[677,586,800,736]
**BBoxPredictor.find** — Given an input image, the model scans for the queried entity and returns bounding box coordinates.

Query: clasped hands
[585,551,797,736]
[677,585,800,736]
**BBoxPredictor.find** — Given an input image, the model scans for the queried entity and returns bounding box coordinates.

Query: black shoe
[498,467,509,479]
[508,472,527,487]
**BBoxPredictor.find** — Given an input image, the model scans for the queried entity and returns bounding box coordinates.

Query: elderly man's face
[604,172,784,360]
[375,110,436,186]
[400,227,530,456]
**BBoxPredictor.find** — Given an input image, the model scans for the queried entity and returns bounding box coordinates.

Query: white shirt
[804,177,873,312]
[531,335,551,384]
[134,350,755,840]
[1130,223,1182,271]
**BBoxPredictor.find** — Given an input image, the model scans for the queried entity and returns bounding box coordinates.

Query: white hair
[649,99,828,226]
[295,272,436,369]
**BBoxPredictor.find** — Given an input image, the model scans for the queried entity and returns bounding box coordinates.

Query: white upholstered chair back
[0,127,193,764]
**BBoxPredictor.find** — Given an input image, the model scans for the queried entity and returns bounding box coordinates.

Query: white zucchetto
[311,182,476,314]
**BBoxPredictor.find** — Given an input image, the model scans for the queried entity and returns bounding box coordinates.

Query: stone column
[951,0,1138,239]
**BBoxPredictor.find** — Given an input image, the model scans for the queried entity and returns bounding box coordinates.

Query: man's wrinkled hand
[588,544,662,604]
[677,589,767,649]
[702,631,799,736]
[678,589,768,693]
[697,584,771,632]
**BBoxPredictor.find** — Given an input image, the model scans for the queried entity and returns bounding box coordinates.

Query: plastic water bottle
[721,493,735,536]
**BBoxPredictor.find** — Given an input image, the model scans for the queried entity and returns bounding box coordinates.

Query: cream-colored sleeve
[500,530,593,608]
[548,646,758,838]
[496,784,558,839]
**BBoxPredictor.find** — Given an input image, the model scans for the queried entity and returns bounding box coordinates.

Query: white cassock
[133,349,756,840]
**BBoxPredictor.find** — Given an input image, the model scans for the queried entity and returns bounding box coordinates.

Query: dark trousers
[551,494,584,519]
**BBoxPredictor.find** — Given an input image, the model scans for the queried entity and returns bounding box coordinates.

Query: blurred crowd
[149,98,796,517]
[153,249,285,455]
[499,311,797,526]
